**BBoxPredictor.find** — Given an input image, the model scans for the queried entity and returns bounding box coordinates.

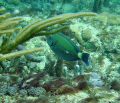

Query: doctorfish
[46,33,89,66]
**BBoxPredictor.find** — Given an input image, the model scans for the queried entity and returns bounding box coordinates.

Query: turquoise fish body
[46,33,89,66]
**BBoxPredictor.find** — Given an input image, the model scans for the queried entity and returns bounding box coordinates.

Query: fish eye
[49,36,52,39]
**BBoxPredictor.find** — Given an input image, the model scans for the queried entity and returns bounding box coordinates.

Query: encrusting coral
[0,7,97,61]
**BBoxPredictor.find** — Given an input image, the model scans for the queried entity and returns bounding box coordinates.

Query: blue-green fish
[46,33,89,66]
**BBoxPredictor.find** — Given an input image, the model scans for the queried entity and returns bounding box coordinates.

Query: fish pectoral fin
[54,40,58,49]
[54,40,58,45]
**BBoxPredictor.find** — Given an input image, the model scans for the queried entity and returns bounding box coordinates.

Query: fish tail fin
[82,53,89,66]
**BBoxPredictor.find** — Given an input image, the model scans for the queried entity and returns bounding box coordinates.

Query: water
[0,0,120,103]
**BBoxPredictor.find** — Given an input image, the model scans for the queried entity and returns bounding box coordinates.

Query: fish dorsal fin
[58,33,80,53]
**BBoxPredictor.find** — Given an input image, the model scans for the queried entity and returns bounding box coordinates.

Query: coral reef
[7,0,20,5]
[27,87,46,96]
[17,45,44,62]
[0,0,120,103]
[54,58,63,77]
[0,73,117,103]
[0,7,96,61]
[89,73,103,86]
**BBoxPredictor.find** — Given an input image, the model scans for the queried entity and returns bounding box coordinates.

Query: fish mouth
[50,42,53,47]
